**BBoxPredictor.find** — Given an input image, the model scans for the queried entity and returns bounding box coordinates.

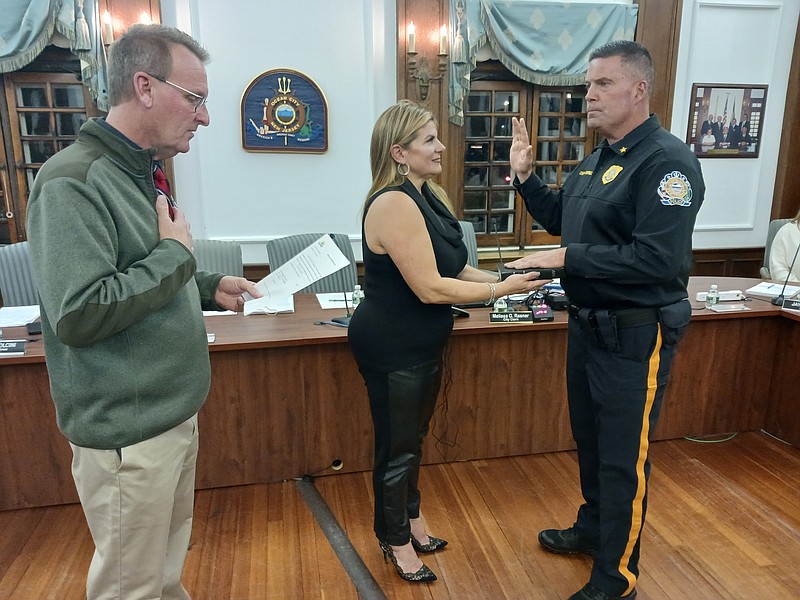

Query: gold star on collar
[620,147,627,154]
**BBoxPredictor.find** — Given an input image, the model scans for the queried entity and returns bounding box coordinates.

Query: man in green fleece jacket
[26,24,260,600]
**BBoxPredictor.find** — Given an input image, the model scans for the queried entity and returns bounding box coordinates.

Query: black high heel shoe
[378,540,437,583]
[411,534,448,553]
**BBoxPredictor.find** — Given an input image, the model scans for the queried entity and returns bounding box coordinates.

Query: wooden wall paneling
[691,248,764,278]
[429,329,574,461]
[772,15,800,220]
[197,345,374,488]
[657,316,778,440]
[0,363,76,511]
[634,0,682,127]
[764,316,800,446]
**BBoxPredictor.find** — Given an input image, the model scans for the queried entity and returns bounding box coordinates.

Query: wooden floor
[2,431,799,599]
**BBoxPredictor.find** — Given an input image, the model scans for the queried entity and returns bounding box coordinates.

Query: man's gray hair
[107,24,210,106]
[589,40,654,92]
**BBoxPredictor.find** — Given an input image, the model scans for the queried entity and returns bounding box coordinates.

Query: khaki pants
[71,414,199,600]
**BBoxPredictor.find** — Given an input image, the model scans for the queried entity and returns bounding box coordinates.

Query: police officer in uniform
[508,41,705,600]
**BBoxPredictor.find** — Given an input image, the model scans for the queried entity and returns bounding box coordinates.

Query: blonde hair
[365,99,452,213]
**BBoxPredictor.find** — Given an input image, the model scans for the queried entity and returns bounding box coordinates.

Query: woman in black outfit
[348,100,544,583]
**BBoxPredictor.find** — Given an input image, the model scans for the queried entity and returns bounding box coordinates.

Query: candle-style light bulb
[102,11,114,44]
[439,25,448,55]
[139,11,152,24]
[408,21,416,53]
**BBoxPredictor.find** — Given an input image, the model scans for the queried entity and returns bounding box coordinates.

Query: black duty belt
[568,305,660,328]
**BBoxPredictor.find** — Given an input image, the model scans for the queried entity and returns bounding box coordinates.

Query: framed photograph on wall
[685,83,768,158]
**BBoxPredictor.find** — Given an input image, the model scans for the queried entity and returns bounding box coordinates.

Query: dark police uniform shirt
[515,114,705,309]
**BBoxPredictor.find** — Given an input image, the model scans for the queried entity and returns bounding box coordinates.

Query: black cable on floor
[296,475,387,600]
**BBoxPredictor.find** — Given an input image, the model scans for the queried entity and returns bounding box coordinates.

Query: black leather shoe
[538,527,598,556]
[411,534,448,553]
[568,583,637,600]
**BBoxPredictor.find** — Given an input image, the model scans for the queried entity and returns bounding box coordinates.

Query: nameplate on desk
[0,339,26,357]
[782,299,800,312]
[489,311,533,323]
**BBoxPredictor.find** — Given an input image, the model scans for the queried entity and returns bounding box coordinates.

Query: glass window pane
[564,117,586,137]
[490,165,512,186]
[16,85,48,108]
[565,93,586,112]
[492,141,511,162]
[23,140,56,163]
[489,213,514,234]
[564,141,585,161]
[464,190,487,211]
[536,141,559,161]
[465,142,489,162]
[466,116,490,138]
[538,117,561,137]
[530,219,546,232]
[494,92,519,113]
[491,190,515,210]
[466,92,491,113]
[56,112,87,136]
[26,167,40,189]
[464,167,488,187]
[539,93,561,113]
[535,164,558,185]
[494,117,512,138]
[19,112,51,136]
[52,85,85,108]
[466,214,487,234]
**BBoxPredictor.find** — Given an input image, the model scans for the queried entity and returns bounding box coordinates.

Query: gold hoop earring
[397,163,410,177]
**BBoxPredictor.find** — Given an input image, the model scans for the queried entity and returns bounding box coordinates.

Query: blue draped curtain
[449,0,638,125]
[0,0,109,111]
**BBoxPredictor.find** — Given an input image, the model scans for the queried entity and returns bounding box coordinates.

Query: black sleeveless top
[348,180,468,372]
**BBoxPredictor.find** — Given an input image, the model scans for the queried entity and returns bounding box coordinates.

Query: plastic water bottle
[352,284,365,310]
[493,296,508,312]
[705,284,719,309]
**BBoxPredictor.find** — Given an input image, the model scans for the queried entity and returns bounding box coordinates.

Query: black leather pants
[360,358,442,546]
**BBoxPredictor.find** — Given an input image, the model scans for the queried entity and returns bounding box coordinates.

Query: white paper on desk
[745,282,800,299]
[317,292,354,309]
[0,305,40,327]
[202,310,237,317]
[244,234,350,315]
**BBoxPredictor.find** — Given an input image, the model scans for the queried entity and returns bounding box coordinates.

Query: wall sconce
[407,22,448,102]
[102,10,114,47]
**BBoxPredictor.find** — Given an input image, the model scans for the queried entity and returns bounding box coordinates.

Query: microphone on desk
[771,240,800,306]
[331,290,352,326]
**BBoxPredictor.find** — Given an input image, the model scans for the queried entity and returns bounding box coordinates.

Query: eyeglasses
[148,74,207,112]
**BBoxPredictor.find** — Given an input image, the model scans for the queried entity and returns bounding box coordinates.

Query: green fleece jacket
[27,118,223,449]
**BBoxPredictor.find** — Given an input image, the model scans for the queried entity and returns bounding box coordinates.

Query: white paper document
[316,292,354,310]
[745,282,800,299]
[0,305,40,327]
[244,234,351,315]
[709,303,751,313]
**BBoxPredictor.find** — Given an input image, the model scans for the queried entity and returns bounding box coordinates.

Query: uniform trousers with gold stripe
[565,312,686,597]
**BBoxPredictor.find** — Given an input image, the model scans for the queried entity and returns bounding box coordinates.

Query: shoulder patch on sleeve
[657,171,693,206]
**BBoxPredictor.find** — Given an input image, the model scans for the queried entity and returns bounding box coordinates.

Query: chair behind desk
[761,218,792,279]
[193,239,244,276]
[459,220,479,268]
[0,241,38,306]
[267,233,357,293]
